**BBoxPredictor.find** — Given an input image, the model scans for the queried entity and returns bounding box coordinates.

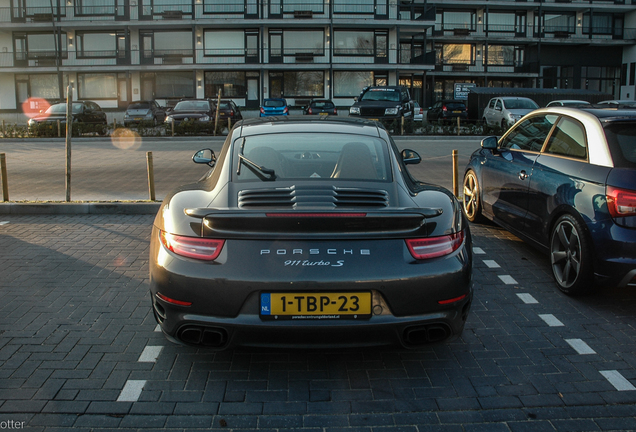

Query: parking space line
[600,370,636,391]
[473,247,485,254]
[138,346,163,363]
[539,314,564,327]
[499,275,518,284]
[483,260,500,268]
[117,380,146,402]
[516,293,538,304]
[566,338,596,355]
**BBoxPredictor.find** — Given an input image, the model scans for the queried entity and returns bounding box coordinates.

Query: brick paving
[0,214,635,431]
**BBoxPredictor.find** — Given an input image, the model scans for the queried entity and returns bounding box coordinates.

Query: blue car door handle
[519,170,529,180]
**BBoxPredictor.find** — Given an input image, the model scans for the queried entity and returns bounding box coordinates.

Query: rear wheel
[549,214,594,295]
[462,169,483,223]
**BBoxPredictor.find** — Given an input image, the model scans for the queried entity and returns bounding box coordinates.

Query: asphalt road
[0,135,482,202]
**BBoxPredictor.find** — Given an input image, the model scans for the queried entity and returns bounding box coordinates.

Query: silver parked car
[482,97,539,129]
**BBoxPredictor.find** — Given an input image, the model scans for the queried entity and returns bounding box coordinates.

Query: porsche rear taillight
[406,231,465,260]
[607,186,636,218]
[160,231,224,261]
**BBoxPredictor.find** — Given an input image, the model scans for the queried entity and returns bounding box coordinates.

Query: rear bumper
[152,290,472,350]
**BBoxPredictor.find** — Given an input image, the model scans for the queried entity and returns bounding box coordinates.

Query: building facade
[0,0,635,117]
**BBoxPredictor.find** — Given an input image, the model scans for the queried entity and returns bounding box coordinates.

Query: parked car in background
[123,100,166,127]
[596,99,636,108]
[303,99,337,116]
[463,107,636,295]
[27,100,108,133]
[150,116,473,350]
[217,100,243,123]
[482,97,539,129]
[546,100,591,108]
[349,86,414,121]
[260,98,289,116]
[426,100,468,123]
[164,99,216,131]
[413,102,423,122]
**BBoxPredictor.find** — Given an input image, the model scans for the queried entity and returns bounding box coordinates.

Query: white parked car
[482,97,539,129]
[546,100,591,108]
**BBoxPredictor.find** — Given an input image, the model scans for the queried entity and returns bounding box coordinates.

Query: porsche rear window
[235,133,391,182]
[603,122,636,169]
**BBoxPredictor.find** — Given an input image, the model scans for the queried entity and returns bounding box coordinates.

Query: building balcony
[0,1,435,25]
[0,47,437,69]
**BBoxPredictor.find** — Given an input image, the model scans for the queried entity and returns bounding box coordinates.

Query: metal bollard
[1,153,8,201]
[452,149,459,198]
[147,151,156,201]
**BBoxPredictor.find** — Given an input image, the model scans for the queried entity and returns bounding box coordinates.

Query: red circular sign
[21,97,51,119]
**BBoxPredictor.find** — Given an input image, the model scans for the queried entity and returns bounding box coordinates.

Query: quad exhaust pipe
[403,323,451,346]
[177,325,228,348]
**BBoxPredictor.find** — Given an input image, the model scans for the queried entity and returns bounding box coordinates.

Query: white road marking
[154,324,161,332]
[483,260,500,268]
[517,293,538,304]
[600,370,636,391]
[117,380,146,402]
[566,339,596,355]
[138,346,163,363]
[0,222,8,226]
[499,275,518,284]
[539,314,564,327]
[473,247,486,255]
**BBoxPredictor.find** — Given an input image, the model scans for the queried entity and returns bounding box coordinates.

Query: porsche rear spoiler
[185,208,443,239]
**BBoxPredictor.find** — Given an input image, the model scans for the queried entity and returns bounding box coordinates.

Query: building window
[75,0,116,16]
[436,10,476,32]
[204,0,243,13]
[76,32,117,58]
[283,0,323,13]
[582,14,613,35]
[204,71,246,98]
[283,30,324,55]
[333,0,375,15]
[155,71,195,98]
[630,63,635,86]
[204,30,244,56]
[24,0,65,16]
[17,74,59,99]
[538,13,576,35]
[77,73,117,99]
[334,71,373,97]
[437,44,475,65]
[487,12,516,32]
[582,66,619,95]
[487,45,523,67]
[334,31,373,56]
[153,31,193,56]
[282,71,324,97]
[622,64,628,86]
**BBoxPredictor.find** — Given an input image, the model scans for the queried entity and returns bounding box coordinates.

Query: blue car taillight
[607,186,636,219]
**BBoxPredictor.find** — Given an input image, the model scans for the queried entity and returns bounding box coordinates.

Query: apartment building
[0,0,635,116]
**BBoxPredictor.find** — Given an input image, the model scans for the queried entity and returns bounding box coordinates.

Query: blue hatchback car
[463,107,636,295]
[260,98,289,117]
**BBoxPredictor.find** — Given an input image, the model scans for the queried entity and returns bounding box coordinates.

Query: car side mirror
[193,148,216,167]
[481,136,498,150]
[401,149,421,165]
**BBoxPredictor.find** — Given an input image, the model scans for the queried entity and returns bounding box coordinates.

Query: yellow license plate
[319,112,329,116]
[261,292,371,320]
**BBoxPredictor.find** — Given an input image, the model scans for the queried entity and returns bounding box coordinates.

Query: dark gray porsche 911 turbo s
[150,116,473,350]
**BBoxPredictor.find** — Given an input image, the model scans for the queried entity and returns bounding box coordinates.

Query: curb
[0,202,161,215]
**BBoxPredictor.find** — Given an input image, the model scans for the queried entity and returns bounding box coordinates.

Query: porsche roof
[236,116,384,137]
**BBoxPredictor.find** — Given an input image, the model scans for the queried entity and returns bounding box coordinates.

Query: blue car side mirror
[481,136,498,150]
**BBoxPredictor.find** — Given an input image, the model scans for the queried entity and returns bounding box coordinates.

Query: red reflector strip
[266,213,366,218]
[156,292,192,306]
[438,294,467,305]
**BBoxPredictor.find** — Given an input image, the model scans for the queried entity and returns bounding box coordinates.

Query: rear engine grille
[238,186,389,209]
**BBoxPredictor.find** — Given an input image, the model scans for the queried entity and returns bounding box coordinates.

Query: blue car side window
[500,114,557,152]
[544,117,588,160]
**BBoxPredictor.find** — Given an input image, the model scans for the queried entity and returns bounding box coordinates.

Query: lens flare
[111,128,142,150]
